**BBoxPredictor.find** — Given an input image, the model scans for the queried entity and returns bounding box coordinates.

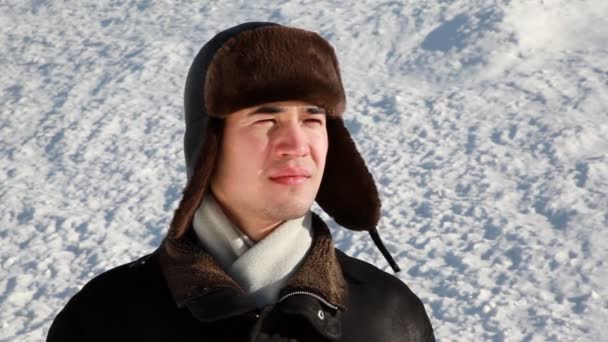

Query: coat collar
[159,212,347,319]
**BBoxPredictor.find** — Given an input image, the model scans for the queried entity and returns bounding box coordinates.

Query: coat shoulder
[335,248,417,298]
[69,253,155,303]
[335,248,435,342]
[47,252,159,341]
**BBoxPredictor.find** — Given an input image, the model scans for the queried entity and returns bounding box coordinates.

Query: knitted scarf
[192,193,313,307]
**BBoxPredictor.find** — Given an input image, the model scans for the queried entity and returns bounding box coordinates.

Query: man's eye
[255,119,275,124]
[304,118,324,125]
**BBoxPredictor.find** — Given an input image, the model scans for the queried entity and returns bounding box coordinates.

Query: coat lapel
[158,212,348,318]
[279,213,347,310]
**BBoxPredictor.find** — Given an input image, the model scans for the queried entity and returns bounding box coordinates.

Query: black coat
[48,230,435,341]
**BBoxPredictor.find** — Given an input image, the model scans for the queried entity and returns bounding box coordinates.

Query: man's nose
[274,121,309,157]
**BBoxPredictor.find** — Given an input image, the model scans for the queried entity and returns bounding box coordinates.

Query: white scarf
[192,193,313,307]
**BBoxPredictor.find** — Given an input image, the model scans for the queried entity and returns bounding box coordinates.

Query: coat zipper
[277,291,338,311]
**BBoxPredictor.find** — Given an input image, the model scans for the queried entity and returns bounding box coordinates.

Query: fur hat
[170,22,398,271]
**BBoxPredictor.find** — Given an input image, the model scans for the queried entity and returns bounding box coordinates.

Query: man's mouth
[269,168,311,185]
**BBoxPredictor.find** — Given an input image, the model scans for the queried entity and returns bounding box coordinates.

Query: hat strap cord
[369,229,401,273]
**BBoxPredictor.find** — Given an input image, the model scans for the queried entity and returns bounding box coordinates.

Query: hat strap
[369,229,400,273]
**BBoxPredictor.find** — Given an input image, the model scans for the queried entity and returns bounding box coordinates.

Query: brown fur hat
[205,25,346,118]
[170,22,380,241]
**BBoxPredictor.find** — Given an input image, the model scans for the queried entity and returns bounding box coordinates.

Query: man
[48,22,435,341]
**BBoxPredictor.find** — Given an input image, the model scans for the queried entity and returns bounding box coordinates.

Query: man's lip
[269,175,309,185]
[268,168,311,179]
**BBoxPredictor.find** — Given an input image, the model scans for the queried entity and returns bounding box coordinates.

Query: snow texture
[1,1,607,341]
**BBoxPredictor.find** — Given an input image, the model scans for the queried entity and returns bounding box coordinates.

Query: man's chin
[262,199,313,221]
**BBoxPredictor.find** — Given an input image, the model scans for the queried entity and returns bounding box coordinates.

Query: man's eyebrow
[249,106,285,115]
[248,105,326,115]
[306,106,326,114]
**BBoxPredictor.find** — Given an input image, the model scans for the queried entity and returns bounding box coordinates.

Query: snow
[1,1,607,341]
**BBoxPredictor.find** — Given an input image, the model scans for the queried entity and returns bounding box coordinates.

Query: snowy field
[1,1,607,341]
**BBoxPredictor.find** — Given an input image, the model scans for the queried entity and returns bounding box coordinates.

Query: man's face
[210,100,328,234]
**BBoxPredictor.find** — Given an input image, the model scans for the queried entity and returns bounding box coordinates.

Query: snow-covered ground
[1,1,607,341]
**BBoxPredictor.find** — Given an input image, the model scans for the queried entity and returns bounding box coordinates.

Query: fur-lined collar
[159,212,347,313]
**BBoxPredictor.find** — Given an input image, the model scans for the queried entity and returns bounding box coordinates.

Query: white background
[1,1,607,341]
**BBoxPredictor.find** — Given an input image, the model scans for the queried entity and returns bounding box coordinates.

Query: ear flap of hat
[168,118,223,240]
[316,118,381,231]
